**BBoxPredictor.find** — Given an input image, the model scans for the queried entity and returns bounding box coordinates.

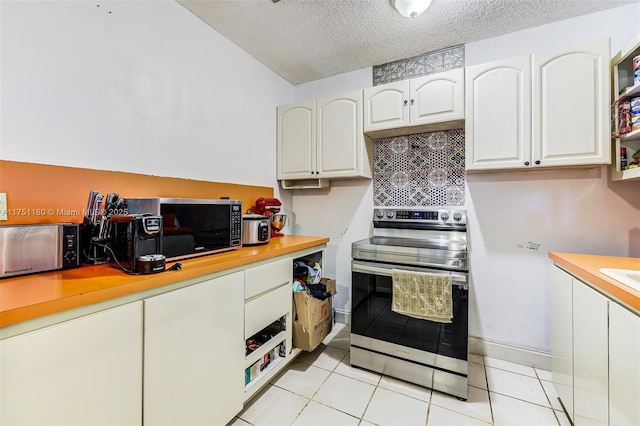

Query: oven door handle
[351,260,468,284]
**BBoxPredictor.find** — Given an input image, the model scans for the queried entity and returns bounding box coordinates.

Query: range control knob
[440,212,450,221]
[375,210,384,219]
[386,211,394,218]
[453,212,463,222]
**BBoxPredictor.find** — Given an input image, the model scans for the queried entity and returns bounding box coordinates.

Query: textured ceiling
[178,0,637,85]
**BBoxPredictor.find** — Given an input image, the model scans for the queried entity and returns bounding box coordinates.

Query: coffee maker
[248,197,288,238]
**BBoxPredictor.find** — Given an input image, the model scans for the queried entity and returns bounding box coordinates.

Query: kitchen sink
[599,268,640,292]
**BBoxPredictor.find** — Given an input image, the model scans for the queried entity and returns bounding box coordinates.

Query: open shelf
[243,347,302,403]
[618,81,640,101]
[619,128,640,142]
[245,331,286,368]
[244,351,285,393]
[611,33,640,181]
[281,178,330,190]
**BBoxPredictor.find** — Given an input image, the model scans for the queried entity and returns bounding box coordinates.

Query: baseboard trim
[469,336,551,370]
[334,309,351,326]
[334,310,550,370]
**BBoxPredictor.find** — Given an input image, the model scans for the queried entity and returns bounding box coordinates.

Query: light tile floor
[231,324,569,426]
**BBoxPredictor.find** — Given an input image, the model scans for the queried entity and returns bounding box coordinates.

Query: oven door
[351,260,469,362]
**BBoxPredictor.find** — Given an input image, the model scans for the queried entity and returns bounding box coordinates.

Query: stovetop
[352,207,468,271]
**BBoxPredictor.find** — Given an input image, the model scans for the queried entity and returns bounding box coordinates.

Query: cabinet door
[277,100,316,179]
[363,80,409,131]
[465,56,531,171]
[609,302,640,426]
[317,90,365,178]
[532,39,610,167]
[0,302,143,425]
[144,272,244,426]
[551,267,574,422]
[410,68,464,126]
[573,281,608,426]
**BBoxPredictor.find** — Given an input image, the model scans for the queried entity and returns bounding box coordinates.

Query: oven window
[351,271,468,361]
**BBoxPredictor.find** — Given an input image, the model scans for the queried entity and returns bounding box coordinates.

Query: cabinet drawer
[245,284,290,338]
[245,258,291,301]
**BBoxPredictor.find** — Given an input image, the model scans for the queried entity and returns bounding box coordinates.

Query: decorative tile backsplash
[373,129,465,207]
[373,45,464,86]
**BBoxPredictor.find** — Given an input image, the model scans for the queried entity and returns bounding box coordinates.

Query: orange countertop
[549,252,640,312]
[0,235,329,328]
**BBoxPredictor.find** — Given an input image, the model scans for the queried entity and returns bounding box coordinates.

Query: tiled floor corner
[233,324,571,426]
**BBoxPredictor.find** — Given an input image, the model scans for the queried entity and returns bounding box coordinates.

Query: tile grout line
[483,356,496,425]
[535,369,563,426]
[289,349,345,424]
[286,348,363,424]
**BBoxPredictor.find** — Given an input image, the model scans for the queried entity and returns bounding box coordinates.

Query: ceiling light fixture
[390,0,433,18]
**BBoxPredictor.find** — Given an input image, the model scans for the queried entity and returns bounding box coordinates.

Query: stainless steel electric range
[350,207,469,400]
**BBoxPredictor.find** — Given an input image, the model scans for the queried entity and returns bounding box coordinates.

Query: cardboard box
[292,291,333,352]
[320,277,337,296]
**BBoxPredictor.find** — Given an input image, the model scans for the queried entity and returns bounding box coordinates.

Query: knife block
[81,222,107,265]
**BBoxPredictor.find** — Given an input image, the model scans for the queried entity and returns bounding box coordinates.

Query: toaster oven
[0,224,81,278]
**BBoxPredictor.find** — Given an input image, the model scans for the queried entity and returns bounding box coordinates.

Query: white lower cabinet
[243,257,295,402]
[143,272,244,426]
[0,247,325,426]
[552,265,640,426]
[573,281,609,425]
[0,302,143,425]
[609,302,640,426]
[551,266,574,420]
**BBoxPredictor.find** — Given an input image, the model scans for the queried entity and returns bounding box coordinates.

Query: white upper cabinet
[277,90,371,187]
[466,38,610,171]
[317,91,368,178]
[277,100,316,180]
[363,80,410,131]
[466,55,531,170]
[410,68,465,126]
[364,69,464,133]
[532,38,610,167]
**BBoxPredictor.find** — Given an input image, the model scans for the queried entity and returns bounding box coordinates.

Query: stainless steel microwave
[123,198,242,261]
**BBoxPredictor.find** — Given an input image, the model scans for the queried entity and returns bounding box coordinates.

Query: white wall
[292,3,640,356]
[0,0,294,191]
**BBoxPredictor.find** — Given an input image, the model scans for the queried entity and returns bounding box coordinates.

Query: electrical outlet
[0,193,7,221]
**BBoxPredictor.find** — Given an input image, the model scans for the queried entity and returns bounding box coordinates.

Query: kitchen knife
[92,193,103,226]
[85,190,98,224]
[104,192,118,216]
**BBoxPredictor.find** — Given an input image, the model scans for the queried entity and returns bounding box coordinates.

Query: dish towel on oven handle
[391,269,453,323]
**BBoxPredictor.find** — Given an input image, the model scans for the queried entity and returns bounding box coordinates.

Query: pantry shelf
[611,32,640,181]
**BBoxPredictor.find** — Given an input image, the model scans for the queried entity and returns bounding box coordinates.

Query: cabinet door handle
[403,100,408,105]
[410,99,415,105]
[524,161,530,166]
[535,160,541,165]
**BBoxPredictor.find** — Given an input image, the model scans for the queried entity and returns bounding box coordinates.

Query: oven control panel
[374,208,466,225]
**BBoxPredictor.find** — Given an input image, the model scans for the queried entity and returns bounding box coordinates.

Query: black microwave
[123,197,242,261]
